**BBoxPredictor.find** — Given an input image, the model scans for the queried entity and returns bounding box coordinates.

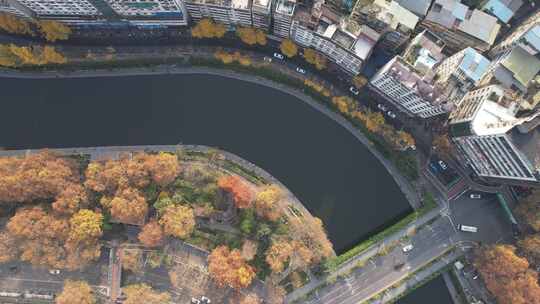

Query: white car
[296,67,306,74]
[263,56,272,63]
[349,86,360,95]
[387,111,396,119]
[49,269,60,275]
[409,145,416,151]
[273,53,284,60]
[470,193,481,199]
[438,160,448,170]
[402,244,414,253]
[377,104,387,111]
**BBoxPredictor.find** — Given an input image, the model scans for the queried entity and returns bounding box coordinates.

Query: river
[0,73,412,253]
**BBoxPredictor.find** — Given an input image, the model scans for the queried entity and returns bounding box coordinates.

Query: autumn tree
[37,20,71,42]
[288,216,333,265]
[53,184,89,214]
[109,187,148,225]
[518,234,540,262]
[0,232,17,263]
[475,245,540,304]
[236,27,266,46]
[280,39,297,58]
[364,110,385,133]
[42,46,67,64]
[265,281,286,304]
[121,248,143,273]
[516,191,540,231]
[241,240,258,261]
[143,152,180,186]
[56,280,95,304]
[0,13,33,35]
[303,48,327,70]
[159,205,195,239]
[218,175,254,209]
[8,44,42,65]
[0,44,19,67]
[266,239,294,273]
[352,75,367,89]
[254,184,284,221]
[138,220,164,247]
[191,18,226,39]
[215,49,234,64]
[208,245,256,289]
[0,150,80,203]
[432,134,453,159]
[123,283,171,304]
[332,96,357,117]
[68,209,103,242]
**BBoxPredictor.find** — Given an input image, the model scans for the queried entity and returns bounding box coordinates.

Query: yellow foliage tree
[9,44,42,65]
[123,283,171,304]
[121,248,143,273]
[331,96,357,116]
[352,75,367,88]
[256,29,267,45]
[159,205,195,239]
[365,111,385,133]
[0,44,19,67]
[191,18,226,39]
[42,46,67,64]
[68,209,103,243]
[280,39,298,58]
[38,20,71,42]
[56,280,95,304]
[236,27,267,46]
[303,48,327,70]
[0,13,33,35]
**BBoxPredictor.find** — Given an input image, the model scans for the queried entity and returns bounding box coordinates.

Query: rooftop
[521,25,540,55]
[395,0,432,17]
[482,0,523,23]
[185,0,251,9]
[509,119,540,171]
[352,25,380,60]
[425,0,501,45]
[459,47,491,84]
[275,0,295,15]
[374,0,419,31]
[252,0,270,8]
[500,46,540,88]
[382,56,447,106]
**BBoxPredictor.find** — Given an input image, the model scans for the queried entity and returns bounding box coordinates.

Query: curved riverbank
[0,65,421,214]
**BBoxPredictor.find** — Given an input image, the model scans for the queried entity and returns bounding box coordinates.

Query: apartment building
[490,9,540,57]
[9,0,101,20]
[421,0,501,53]
[104,0,188,26]
[450,85,540,185]
[272,0,295,37]
[0,0,30,17]
[251,0,271,29]
[370,56,450,118]
[183,0,253,27]
[434,47,491,105]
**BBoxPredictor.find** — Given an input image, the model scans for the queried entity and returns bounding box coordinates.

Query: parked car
[273,53,284,60]
[48,269,60,275]
[349,86,360,95]
[409,145,416,151]
[377,104,387,111]
[470,193,481,199]
[387,111,396,119]
[402,244,414,253]
[296,67,306,74]
[458,224,478,233]
[438,160,448,170]
[263,56,272,63]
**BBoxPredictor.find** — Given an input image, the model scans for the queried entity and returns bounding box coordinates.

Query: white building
[291,20,379,75]
[103,0,188,26]
[272,0,295,38]
[183,0,253,28]
[450,85,540,185]
[10,0,101,19]
[434,47,491,104]
[370,56,450,118]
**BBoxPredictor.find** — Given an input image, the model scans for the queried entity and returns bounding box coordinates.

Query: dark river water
[398,274,454,304]
[0,73,411,253]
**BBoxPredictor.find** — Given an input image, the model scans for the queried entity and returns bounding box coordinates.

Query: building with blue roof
[482,0,522,23]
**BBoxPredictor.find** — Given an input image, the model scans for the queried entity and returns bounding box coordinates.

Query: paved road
[302,216,455,304]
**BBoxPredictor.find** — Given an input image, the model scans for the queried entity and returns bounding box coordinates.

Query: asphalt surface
[303,216,455,304]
